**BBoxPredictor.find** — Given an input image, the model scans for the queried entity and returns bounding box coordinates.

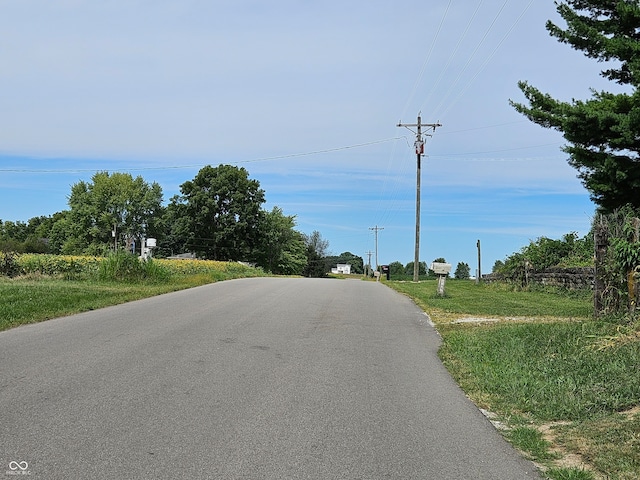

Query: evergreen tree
[511,1,640,212]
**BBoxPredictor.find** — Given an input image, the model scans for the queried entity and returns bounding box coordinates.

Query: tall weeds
[97,251,171,282]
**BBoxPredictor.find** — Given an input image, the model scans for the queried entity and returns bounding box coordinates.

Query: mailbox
[430,262,451,275]
[380,265,390,280]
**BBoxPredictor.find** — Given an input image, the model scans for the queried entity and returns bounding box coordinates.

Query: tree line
[0,164,363,277]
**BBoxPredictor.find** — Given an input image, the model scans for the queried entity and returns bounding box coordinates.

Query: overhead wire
[379,0,456,233]
[431,141,563,157]
[398,0,452,122]
[437,120,527,135]
[434,0,535,120]
[417,0,484,115]
[0,137,405,173]
[386,0,487,226]
[426,0,511,117]
[374,143,414,228]
[373,0,540,250]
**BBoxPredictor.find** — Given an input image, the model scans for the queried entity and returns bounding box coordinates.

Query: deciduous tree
[171,165,265,261]
[253,207,307,275]
[302,230,329,277]
[388,261,405,277]
[66,172,163,254]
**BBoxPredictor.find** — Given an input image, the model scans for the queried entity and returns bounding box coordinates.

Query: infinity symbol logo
[8,461,28,471]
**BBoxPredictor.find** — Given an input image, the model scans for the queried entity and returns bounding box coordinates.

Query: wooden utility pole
[365,250,374,277]
[397,115,441,282]
[476,239,482,283]
[369,226,384,271]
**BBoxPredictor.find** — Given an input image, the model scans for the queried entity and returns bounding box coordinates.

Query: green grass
[389,279,592,318]
[0,257,266,332]
[506,426,559,461]
[385,279,640,479]
[437,321,640,421]
[546,468,595,480]
[0,276,202,331]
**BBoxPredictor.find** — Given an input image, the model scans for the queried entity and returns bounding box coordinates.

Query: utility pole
[476,239,482,283]
[365,250,374,277]
[397,115,441,282]
[369,225,384,271]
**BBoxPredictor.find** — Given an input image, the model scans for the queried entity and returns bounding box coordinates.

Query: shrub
[0,251,22,277]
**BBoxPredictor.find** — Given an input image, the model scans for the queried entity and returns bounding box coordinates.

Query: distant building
[331,263,351,275]
[167,253,197,260]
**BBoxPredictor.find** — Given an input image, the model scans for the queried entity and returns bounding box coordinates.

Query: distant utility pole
[369,225,384,270]
[365,250,374,276]
[476,239,482,284]
[397,115,441,282]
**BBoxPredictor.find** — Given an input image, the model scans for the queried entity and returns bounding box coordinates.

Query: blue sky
[0,1,612,273]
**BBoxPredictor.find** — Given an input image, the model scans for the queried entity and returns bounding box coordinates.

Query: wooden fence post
[629,217,640,314]
[594,221,608,318]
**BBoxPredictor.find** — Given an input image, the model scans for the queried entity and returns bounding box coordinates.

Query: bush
[496,233,594,283]
[0,251,22,277]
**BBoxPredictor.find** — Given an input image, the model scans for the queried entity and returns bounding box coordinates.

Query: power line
[437,120,527,135]
[426,0,511,116]
[434,0,535,120]
[373,137,413,227]
[418,0,484,114]
[0,137,405,173]
[431,141,563,157]
[399,0,453,121]
[0,119,548,175]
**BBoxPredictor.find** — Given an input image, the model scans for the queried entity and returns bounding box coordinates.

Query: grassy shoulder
[0,254,266,332]
[386,279,640,480]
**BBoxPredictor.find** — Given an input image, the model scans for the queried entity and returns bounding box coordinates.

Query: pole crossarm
[396,122,441,130]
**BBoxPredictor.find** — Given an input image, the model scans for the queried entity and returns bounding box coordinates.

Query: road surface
[0,277,540,479]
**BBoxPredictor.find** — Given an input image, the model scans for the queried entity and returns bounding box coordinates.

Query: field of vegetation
[388,279,640,480]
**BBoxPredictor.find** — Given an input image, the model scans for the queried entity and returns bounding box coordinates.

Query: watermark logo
[5,461,30,476]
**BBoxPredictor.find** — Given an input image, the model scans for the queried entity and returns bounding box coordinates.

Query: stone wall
[529,267,594,290]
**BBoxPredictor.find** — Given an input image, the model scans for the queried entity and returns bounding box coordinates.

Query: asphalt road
[0,277,541,479]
